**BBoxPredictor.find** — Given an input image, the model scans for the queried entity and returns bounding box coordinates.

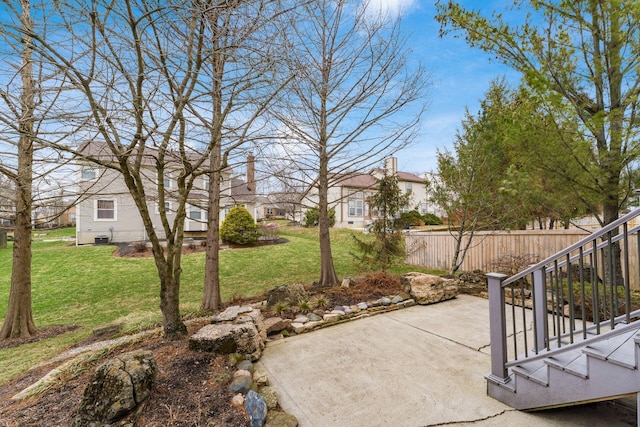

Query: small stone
[293,315,309,324]
[264,317,291,335]
[323,313,341,323]
[253,369,269,386]
[343,307,353,315]
[350,305,361,313]
[290,322,305,333]
[229,375,253,394]
[259,386,278,409]
[245,390,268,427]
[379,297,392,306]
[307,313,322,322]
[231,393,245,407]
[402,299,416,307]
[391,295,403,304]
[236,360,254,373]
[266,411,299,427]
[341,277,351,288]
[357,302,368,310]
[234,369,252,378]
[304,320,323,331]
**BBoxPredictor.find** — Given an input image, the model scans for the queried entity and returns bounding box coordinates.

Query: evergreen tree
[352,173,409,272]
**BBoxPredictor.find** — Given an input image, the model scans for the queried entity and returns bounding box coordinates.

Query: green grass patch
[0,225,441,385]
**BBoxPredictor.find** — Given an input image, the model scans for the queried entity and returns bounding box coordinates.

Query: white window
[348,191,364,217]
[94,199,116,221]
[81,167,97,180]
[405,182,412,194]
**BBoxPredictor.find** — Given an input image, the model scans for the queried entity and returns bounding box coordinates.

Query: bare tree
[268,0,429,287]
[193,0,292,311]
[0,0,37,339]
[5,0,226,339]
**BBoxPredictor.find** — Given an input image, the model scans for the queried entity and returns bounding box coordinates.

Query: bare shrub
[491,253,539,276]
[133,241,147,253]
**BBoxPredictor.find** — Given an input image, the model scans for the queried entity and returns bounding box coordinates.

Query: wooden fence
[406,229,640,290]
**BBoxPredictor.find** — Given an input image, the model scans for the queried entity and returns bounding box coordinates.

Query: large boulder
[401,272,457,305]
[73,350,156,427]
[266,284,308,311]
[189,322,264,361]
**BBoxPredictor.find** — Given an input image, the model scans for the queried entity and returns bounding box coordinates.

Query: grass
[0,226,442,385]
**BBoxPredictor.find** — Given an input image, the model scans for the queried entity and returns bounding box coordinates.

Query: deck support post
[487,273,509,383]
[533,268,547,353]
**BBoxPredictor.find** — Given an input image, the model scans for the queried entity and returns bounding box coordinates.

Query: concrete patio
[257,295,636,426]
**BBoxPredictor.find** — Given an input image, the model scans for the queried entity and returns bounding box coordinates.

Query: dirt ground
[0,274,404,427]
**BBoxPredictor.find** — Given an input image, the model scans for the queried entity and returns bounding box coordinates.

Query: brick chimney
[247,154,255,193]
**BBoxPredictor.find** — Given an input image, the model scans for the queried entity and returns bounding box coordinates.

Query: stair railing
[487,209,640,385]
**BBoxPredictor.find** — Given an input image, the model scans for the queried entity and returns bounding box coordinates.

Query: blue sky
[386,0,521,175]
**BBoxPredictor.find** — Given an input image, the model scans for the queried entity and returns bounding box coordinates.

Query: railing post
[533,267,547,352]
[487,273,509,383]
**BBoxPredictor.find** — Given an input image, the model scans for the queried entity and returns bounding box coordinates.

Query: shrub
[398,210,424,228]
[220,206,259,245]
[422,213,443,225]
[303,206,335,227]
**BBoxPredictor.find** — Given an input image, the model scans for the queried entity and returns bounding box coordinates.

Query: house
[302,158,438,229]
[75,142,260,244]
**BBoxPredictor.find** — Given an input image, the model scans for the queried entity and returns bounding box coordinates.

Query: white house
[303,158,439,229]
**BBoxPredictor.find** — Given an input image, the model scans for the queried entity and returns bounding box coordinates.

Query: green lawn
[0,226,441,384]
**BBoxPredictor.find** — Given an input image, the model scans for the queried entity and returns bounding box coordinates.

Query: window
[188,205,202,220]
[405,182,412,194]
[95,199,116,221]
[348,191,364,217]
[81,167,96,180]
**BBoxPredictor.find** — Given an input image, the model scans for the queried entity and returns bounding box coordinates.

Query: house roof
[77,141,214,170]
[371,168,424,183]
[336,173,378,189]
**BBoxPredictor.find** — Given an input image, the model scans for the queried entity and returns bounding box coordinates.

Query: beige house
[76,143,260,244]
[303,158,435,229]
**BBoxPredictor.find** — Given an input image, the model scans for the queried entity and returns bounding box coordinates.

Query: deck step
[544,350,588,378]
[512,359,548,386]
[583,329,640,363]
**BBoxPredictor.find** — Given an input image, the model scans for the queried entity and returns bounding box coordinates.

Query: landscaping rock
[357,302,368,310]
[236,360,254,373]
[72,350,156,427]
[189,322,264,361]
[246,390,268,427]
[307,313,322,322]
[454,270,487,296]
[293,315,309,324]
[266,284,308,310]
[214,305,254,322]
[401,272,457,305]
[259,386,279,409]
[264,317,291,335]
[253,369,269,386]
[230,375,253,394]
[266,411,299,427]
[231,393,245,408]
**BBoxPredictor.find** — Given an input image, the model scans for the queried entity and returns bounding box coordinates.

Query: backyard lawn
[0,226,440,385]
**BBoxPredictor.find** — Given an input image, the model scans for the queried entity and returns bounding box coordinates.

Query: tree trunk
[202,15,223,311]
[1,0,37,340]
[203,148,223,311]
[317,155,339,288]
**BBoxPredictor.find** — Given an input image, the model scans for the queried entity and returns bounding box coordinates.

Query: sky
[385,0,522,175]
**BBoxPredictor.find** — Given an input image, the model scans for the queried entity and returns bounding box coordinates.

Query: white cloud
[362,0,418,18]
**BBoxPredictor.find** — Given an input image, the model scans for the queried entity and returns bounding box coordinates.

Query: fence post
[533,267,547,353]
[487,272,509,383]
[0,230,6,249]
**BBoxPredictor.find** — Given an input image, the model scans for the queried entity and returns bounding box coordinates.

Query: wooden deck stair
[487,323,640,410]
